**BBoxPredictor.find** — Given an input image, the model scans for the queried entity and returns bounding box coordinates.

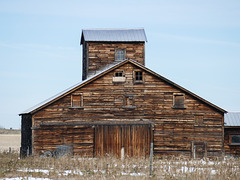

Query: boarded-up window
[173,94,185,109]
[135,71,143,81]
[125,96,133,106]
[195,115,204,125]
[71,94,83,107]
[123,95,135,108]
[113,71,125,83]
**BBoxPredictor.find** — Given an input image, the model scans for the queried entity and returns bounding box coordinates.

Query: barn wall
[34,125,94,157]
[32,62,224,158]
[84,42,145,77]
[224,128,240,157]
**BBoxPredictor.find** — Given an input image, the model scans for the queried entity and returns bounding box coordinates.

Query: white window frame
[115,49,126,61]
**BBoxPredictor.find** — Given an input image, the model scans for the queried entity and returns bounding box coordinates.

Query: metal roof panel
[81,28,147,44]
[225,112,240,126]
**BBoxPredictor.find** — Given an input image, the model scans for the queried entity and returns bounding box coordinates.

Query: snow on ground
[3,178,51,180]
[2,159,237,179]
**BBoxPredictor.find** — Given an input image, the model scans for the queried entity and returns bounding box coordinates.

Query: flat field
[0,129,20,152]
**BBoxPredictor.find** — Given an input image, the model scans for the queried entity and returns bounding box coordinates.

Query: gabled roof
[225,112,240,127]
[80,28,147,44]
[20,59,227,115]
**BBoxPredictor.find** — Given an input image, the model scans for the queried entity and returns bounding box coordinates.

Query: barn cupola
[80,28,147,80]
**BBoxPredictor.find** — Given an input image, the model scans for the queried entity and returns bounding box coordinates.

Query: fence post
[149,142,153,176]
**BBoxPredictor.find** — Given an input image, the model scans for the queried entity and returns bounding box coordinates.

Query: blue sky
[0,0,240,129]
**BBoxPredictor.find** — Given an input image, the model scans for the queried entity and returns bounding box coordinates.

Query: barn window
[123,95,136,108]
[113,71,125,82]
[71,93,83,108]
[115,71,123,77]
[230,135,240,145]
[195,115,204,125]
[172,94,186,109]
[134,71,143,82]
[115,49,125,61]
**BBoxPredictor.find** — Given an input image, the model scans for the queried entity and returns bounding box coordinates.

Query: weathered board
[94,124,152,158]
[224,128,240,157]
[33,125,94,157]
[82,42,145,80]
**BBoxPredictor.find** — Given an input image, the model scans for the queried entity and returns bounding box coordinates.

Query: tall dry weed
[0,151,239,179]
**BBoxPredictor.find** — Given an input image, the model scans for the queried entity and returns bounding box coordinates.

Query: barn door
[94,124,152,158]
[94,125,122,157]
[191,141,207,159]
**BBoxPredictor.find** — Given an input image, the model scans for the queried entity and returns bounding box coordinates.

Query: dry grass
[0,152,240,180]
[0,129,21,134]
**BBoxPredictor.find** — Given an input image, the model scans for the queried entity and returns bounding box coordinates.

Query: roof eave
[224,126,240,128]
[80,31,84,45]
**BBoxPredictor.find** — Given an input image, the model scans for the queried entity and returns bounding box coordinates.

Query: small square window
[172,94,185,109]
[71,94,83,108]
[134,71,143,81]
[115,49,125,61]
[123,95,136,109]
[125,96,133,106]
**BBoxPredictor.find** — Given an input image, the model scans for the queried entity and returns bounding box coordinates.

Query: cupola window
[115,49,126,61]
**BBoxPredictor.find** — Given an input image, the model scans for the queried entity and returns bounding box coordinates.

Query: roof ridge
[82,28,144,31]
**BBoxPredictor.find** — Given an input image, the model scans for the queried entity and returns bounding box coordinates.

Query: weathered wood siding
[224,128,240,156]
[95,124,152,158]
[34,125,94,157]
[82,42,145,79]
[32,62,224,158]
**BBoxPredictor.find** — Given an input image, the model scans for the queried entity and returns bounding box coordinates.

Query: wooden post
[121,147,124,160]
[149,142,153,176]
[27,146,29,156]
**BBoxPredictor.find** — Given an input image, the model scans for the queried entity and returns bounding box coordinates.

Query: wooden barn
[224,112,240,157]
[20,28,227,159]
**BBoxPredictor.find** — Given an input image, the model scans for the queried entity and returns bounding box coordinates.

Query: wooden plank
[32,62,224,158]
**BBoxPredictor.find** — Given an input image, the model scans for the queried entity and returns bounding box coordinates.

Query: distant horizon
[0,0,240,129]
